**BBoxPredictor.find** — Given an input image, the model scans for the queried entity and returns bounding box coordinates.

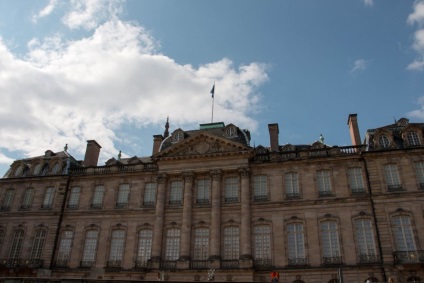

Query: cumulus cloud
[32,0,58,23]
[350,59,368,73]
[407,1,424,71]
[0,1,268,165]
[407,96,424,119]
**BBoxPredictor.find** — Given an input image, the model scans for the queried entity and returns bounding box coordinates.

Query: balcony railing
[169,200,182,205]
[387,184,403,192]
[322,256,342,265]
[80,260,95,268]
[254,258,272,270]
[54,259,69,268]
[318,191,334,197]
[160,260,177,270]
[253,195,269,202]
[69,163,158,176]
[115,202,129,208]
[394,250,424,264]
[351,188,366,194]
[225,197,238,203]
[106,260,122,268]
[135,260,149,269]
[190,260,209,269]
[20,205,31,210]
[196,199,210,205]
[288,258,307,266]
[0,206,11,211]
[0,259,43,268]
[67,204,78,209]
[221,260,239,269]
[90,203,103,209]
[285,192,301,199]
[41,204,52,209]
[143,201,155,208]
[358,254,380,264]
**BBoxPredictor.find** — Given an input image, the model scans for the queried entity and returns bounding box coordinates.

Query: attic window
[174,132,184,141]
[51,162,60,174]
[14,165,23,177]
[407,132,420,146]
[226,126,236,137]
[33,164,42,176]
[378,135,390,148]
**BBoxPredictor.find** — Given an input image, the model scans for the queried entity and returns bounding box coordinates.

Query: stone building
[0,114,423,282]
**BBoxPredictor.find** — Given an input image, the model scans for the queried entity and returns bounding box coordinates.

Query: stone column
[178,171,194,269]
[239,167,253,268]
[209,169,222,268]
[150,174,167,268]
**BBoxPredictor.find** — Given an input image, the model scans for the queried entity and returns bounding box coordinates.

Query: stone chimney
[83,140,102,167]
[347,114,361,146]
[268,123,280,152]
[152,135,164,155]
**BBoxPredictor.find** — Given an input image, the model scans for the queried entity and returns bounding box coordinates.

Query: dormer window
[378,135,390,148]
[33,164,42,176]
[14,165,23,177]
[407,132,420,146]
[174,131,184,141]
[226,126,236,137]
[51,162,60,174]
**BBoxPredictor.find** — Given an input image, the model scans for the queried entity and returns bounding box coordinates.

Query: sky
[1,0,424,176]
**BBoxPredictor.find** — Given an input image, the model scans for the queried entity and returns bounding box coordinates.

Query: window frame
[347,167,366,194]
[143,183,157,207]
[253,175,268,201]
[68,186,81,209]
[287,222,306,265]
[169,181,183,205]
[316,170,333,197]
[224,177,239,203]
[285,172,300,198]
[196,178,210,205]
[116,183,130,208]
[91,185,105,209]
[41,187,54,209]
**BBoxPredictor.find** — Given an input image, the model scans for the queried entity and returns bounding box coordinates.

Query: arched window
[193,228,209,262]
[108,230,126,267]
[9,229,25,259]
[392,215,416,251]
[287,223,306,265]
[378,135,390,148]
[223,226,239,260]
[165,228,180,261]
[14,165,23,177]
[254,225,271,267]
[56,230,74,267]
[2,188,15,210]
[136,229,153,268]
[320,221,341,264]
[33,163,42,176]
[51,162,60,174]
[41,164,49,176]
[30,229,47,260]
[81,230,99,267]
[354,219,377,263]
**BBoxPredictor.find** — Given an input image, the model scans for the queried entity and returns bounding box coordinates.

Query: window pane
[225,177,239,202]
[92,185,105,207]
[193,228,209,260]
[348,168,365,193]
[321,221,340,257]
[354,219,377,258]
[109,230,126,261]
[197,179,210,204]
[170,181,183,204]
[117,184,130,206]
[287,223,305,260]
[31,229,47,259]
[253,175,267,200]
[42,187,54,208]
[392,216,416,251]
[82,230,98,262]
[165,228,180,260]
[57,231,74,262]
[317,170,332,193]
[68,187,81,208]
[384,164,401,187]
[285,173,299,196]
[144,183,157,206]
[9,229,25,259]
[407,132,420,146]
[414,161,424,187]
[137,230,153,264]
[22,188,34,208]
[3,189,15,209]
[223,226,239,260]
[254,225,271,260]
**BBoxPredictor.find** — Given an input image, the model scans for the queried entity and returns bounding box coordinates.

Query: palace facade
[0,114,423,282]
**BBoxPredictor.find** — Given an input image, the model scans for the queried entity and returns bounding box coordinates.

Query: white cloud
[62,0,124,30]
[32,0,58,23]
[0,6,268,165]
[362,0,373,7]
[407,1,424,71]
[408,1,424,26]
[350,59,368,73]
[407,96,424,119]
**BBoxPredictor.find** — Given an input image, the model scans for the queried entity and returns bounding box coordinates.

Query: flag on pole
[210,83,215,98]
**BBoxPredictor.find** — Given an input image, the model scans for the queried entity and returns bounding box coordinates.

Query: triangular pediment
[154,131,252,160]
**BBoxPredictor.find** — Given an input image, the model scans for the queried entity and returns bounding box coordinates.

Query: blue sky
[1,0,424,175]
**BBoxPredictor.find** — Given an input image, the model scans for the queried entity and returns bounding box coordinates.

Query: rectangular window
[354,219,377,263]
[91,185,105,208]
[321,221,341,264]
[348,168,366,193]
[287,223,306,265]
[136,229,153,268]
[30,229,47,260]
[165,228,180,261]
[285,173,300,198]
[108,230,126,267]
[254,225,271,267]
[81,230,98,267]
[253,175,268,201]
[196,179,210,204]
[383,164,402,191]
[42,187,54,209]
[143,183,156,207]
[414,161,424,190]
[56,231,74,267]
[317,170,332,196]
[68,187,81,209]
[225,177,239,203]
[2,189,15,210]
[21,188,34,209]
[223,226,239,260]
[116,183,130,208]
[169,181,183,205]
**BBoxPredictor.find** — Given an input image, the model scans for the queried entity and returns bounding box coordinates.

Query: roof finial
[164,116,170,138]
[118,150,122,160]
[319,134,325,144]
[64,144,68,152]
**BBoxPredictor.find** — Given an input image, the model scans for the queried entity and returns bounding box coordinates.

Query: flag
[210,84,215,98]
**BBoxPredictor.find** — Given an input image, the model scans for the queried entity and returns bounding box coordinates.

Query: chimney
[83,140,102,167]
[347,114,361,146]
[268,123,280,152]
[152,135,164,155]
